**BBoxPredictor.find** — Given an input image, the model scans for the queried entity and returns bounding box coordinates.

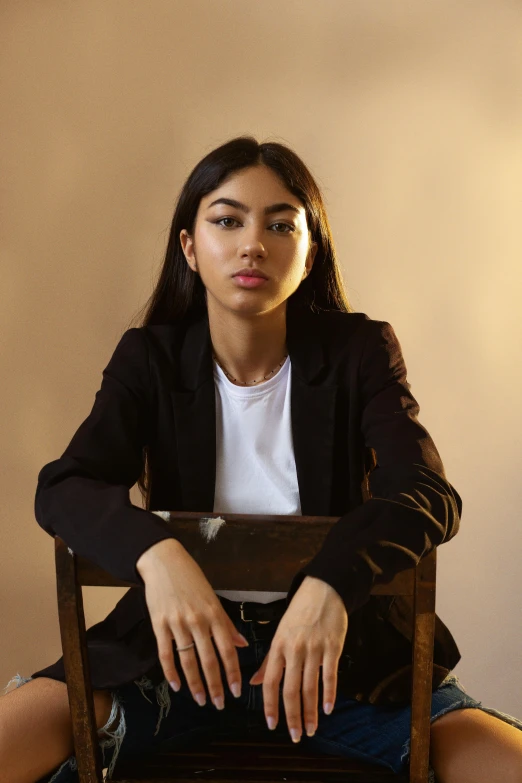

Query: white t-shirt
[213,354,301,603]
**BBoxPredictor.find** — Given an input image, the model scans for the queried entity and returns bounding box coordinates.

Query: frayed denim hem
[133,675,172,736]
[399,674,522,783]
[1,671,35,695]
[98,689,126,780]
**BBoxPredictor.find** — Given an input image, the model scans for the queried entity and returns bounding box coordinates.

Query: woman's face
[180,164,317,318]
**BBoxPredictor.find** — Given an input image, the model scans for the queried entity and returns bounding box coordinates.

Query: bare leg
[430,707,522,783]
[0,677,113,783]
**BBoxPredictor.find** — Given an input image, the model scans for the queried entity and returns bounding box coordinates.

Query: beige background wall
[1,0,521,716]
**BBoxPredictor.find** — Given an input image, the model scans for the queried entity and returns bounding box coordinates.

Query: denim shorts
[5,596,522,783]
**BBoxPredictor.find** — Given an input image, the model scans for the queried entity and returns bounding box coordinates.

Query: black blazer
[31,305,462,705]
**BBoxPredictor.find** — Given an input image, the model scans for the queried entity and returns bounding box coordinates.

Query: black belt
[219,596,288,624]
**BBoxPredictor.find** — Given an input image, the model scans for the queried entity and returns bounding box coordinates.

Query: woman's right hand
[136,538,250,710]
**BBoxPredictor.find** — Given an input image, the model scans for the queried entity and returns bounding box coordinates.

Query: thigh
[297,674,522,779]
[0,674,112,783]
[429,684,522,783]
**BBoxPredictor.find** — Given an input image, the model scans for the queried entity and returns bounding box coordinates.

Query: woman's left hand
[248,575,348,743]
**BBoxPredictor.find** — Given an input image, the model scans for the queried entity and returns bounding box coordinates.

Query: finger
[261,648,284,732]
[174,637,207,706]
[155,620,181,692]
[173,617,219,708]
[281,648,305,744]
[211,622,246,700]
[321,648,339,716]
[187,623,230,710]
[302,650,322,738]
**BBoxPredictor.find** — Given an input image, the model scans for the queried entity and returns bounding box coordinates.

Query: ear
[306,241,318,276]
[179,229,197,273]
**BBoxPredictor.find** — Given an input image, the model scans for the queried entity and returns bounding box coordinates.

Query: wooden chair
[54,511,437,783]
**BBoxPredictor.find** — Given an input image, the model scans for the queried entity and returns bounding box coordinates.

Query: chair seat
[107,733,408,782]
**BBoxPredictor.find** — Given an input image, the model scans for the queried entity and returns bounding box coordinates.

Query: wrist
[136,537,184,578]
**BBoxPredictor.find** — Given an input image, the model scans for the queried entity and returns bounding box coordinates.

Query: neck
[207,302,288,386]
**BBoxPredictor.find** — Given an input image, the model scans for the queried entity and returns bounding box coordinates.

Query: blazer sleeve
[34,328,178,586]
[286,319,463,616]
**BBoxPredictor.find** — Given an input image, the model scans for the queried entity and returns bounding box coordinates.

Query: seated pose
[2,136,522,783]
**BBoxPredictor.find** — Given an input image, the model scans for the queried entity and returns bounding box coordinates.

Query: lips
[233,268,268,279]
[232,275,267,288]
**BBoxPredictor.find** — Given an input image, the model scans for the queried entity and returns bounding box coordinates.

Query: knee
[93,689,117,735]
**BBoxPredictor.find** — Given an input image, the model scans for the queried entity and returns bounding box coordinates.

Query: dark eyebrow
[206,197,301,216]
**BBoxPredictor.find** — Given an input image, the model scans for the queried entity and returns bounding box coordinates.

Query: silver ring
[176,642,196,652]
[176,642,195,652]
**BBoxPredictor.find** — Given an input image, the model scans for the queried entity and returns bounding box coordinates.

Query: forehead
[201,166,305,212]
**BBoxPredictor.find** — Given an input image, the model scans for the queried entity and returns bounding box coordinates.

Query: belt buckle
[239,601,271,624]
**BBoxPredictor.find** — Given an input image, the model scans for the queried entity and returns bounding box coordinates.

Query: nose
[240,234,268,259]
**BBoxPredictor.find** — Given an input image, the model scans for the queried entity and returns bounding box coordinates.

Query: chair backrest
[68,511,418,594]
[54,512,436,783]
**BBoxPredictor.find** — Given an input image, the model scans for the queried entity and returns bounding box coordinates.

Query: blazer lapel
[287,307,338,516]
[171,306,338,517]
[171,313,217,512]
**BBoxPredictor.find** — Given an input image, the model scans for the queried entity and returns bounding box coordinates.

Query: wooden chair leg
[55,537,103,783]
[409,549,437,783]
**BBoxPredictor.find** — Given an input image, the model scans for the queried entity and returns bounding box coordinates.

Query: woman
[2,136,522,783]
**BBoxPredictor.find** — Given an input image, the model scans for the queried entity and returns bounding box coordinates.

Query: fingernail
[195,692,206,706]
[237,633,249,645]
[306,723,316,737]
[213,695,224,710]
[290,728,301,743]
[230,681,241,698]
[169,680,180,692]
[267,716,276,730]
[323,702,333,715]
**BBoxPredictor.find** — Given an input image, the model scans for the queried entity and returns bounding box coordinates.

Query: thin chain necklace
[212,351,288,385]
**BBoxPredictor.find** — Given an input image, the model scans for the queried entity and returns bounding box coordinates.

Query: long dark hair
[127,135,354,506]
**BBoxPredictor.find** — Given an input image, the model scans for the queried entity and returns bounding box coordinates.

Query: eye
[215,217,239,229]
[213,217,295,233]
[271,222,295,233]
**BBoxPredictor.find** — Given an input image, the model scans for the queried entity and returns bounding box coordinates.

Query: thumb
[249,654,268,685]
[222,611,249,646]
[234,630,250,646]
